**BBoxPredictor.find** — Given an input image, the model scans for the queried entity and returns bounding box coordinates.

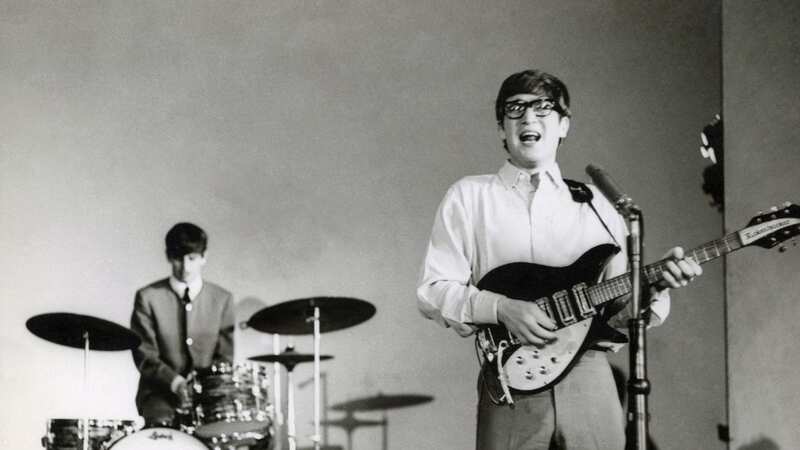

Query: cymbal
[247,297,375,335]
[330,394,434,412]
[248,349,333,366]
[26,313,141,351]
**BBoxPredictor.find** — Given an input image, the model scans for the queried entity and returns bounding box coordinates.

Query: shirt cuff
[647,288,671,327]
[471,290,505,325]
[170,375,186,394]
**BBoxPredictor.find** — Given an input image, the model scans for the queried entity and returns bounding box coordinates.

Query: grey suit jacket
[130,278,234,421]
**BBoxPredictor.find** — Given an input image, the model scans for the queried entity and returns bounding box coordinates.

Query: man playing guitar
[416,69,701,449]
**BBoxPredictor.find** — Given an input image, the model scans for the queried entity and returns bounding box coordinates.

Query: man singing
[417,69,702,449]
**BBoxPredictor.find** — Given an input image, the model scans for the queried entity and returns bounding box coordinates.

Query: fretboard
[586,232,744,307]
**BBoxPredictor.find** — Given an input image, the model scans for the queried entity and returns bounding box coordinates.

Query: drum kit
[26,296,433,450]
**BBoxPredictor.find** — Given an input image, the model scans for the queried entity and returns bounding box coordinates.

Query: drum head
[108,428,206,449]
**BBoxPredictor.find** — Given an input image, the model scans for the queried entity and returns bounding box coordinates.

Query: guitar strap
[564,178,630,346]
[563,178,621,248]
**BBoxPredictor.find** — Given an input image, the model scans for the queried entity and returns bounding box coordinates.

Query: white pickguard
[501,318,592,391]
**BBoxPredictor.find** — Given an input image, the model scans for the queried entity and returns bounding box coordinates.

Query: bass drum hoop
[107,427,206,449]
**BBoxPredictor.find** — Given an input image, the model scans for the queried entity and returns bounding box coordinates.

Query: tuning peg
[779,246,787,253]
[784,201,792,207]
[770,206,778,212]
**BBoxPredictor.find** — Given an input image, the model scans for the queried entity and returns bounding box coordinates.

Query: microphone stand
[625,209,650,450]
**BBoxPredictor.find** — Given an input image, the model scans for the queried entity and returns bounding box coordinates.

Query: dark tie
[181,288,194,371]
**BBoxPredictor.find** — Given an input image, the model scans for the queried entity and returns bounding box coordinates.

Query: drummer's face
[168,252,206,283]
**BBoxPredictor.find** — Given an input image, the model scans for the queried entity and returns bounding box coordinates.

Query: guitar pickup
[572,283,596,319]
[553,290,577,325]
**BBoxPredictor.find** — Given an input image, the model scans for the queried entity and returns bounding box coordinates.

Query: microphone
[585,164,640,216]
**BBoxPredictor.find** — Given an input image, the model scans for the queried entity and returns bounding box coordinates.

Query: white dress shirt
[417,161,669,341]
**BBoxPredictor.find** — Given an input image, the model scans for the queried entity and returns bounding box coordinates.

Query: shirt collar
[169,276,203,301]
[498,160,566,191]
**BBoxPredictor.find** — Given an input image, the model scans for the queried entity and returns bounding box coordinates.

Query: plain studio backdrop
[6,1,795,449]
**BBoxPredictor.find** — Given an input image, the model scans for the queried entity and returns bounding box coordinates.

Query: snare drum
[190,362,272,438]
[43,418,139,450]
[107,427,206,449]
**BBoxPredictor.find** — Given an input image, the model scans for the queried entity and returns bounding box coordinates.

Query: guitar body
[473,203,800,400]
[476,244,620,395]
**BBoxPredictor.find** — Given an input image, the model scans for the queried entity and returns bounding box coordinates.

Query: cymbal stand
[273,334,284,450]
[311,306,321,450]
[82,331,90,450]
[282,341,299,450]
[381,411,387,450]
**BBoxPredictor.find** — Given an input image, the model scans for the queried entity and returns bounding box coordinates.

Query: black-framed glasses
[503,98,557,119]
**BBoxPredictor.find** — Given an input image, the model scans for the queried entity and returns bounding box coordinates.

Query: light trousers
[476,350,625,450]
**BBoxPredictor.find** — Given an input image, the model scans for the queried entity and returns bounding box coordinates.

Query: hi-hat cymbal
[330,394,434,412]
[247,297,375,335]
[248,349,333,367]
[26,313,141,351]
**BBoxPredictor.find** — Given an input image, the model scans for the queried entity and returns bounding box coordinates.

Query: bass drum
[108,427,206,449]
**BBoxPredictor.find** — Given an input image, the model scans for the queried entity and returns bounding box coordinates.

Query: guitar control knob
[515,356,525,365]
[532,351,540,359]
[550,356,558,363]
[539,366,549,375]
[525,370,535,380]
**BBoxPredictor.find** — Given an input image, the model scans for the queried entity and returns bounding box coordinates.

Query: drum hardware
[318,413,385,450]
[328,393,434,450]
[247,296,375,450]
[188,361,274,446]
[42,418,140,450]
[27,313,142,450]
[249,346,333,450]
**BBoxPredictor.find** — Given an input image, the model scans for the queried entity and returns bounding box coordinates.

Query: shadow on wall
[737,436,780,450]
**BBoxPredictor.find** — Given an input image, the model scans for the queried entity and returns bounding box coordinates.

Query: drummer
[130,222,235,428]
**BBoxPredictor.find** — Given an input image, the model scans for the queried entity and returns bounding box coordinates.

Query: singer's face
[499,94,570,170]
[168,252,206,283]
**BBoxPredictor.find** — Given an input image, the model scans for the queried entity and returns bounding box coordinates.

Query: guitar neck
[587,232,744,306]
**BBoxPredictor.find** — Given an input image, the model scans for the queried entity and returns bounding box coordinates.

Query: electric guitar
[476,203,799,399]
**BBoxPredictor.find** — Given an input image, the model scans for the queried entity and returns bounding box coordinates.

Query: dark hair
[165,222,207,259]
[494,69,571,125]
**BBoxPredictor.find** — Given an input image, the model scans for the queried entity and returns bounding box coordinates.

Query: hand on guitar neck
[495,245,702,346]
[653,246,703,291]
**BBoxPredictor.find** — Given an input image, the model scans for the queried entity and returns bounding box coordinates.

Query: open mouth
[519,131,541,143]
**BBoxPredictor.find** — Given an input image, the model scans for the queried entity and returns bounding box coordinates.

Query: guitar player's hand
[656,246,703,290]
[497,297,558,345]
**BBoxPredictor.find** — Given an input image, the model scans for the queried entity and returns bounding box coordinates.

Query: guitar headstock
[740,202,800,250]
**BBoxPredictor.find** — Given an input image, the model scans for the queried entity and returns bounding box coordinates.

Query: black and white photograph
[1,1,798,449]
